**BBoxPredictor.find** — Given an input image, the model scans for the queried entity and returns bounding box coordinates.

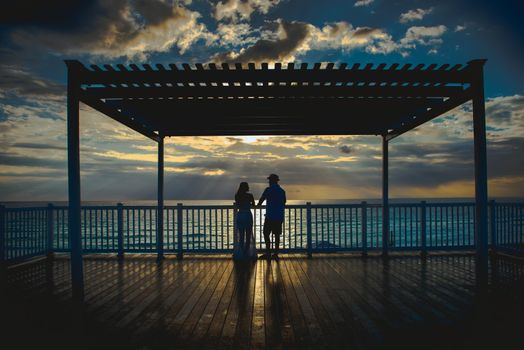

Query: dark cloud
[487,137,524,178]
[12,143,66,151]
[0,152,66,168]
[0,64,65,101]
[353,27,382,38]
[5,0,199,58]
[385,137,524,189]
[487,95,524,124]
[212,21,310,63]
[9,0,137,54]
[134,0,184,26]
[339,145,352,154]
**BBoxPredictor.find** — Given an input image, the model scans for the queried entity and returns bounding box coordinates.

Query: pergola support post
[66,62,84,301]
[382,136,389,257]
[156,136,165,262]
[471,59,489,288]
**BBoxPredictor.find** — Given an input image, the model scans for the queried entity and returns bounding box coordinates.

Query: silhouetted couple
[234,174,286,261]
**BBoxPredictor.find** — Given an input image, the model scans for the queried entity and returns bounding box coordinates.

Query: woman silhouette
[234,182,256,260]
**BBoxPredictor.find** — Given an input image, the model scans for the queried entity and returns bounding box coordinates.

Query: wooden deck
[2,253,524,350]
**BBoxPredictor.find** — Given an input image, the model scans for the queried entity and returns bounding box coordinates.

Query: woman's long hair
[236,182,249,197]
[235,182,249,203]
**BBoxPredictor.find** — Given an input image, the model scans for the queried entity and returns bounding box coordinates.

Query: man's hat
[267,174,280,181]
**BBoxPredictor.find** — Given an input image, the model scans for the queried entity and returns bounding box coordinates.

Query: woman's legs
[244,226,252,255]
[239,228,246,251]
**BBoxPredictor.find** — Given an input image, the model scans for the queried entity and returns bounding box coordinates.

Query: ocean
[3,198,522,254]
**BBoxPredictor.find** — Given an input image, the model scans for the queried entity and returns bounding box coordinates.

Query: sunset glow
[1,1,523,201]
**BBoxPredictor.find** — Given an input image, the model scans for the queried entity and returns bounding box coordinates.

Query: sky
[1,0,524,202]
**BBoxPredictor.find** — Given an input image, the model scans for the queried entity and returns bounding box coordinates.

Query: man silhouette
[257,174,286,260]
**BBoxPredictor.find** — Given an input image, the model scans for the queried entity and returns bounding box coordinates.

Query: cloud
[399,8,434,23]
[339,145,352,154]
[8,0,216,59]
[216,22,258,47]
[213,0,281,22]
[455,24,467,32]
[12,143,67,151]
[212,20,398,63]
[399,25,447,50]
[0,64,65,102]
[308,23,392,52]
[212,18,450,63]
[212,20,310,63]
[0,152,66,169]
[354,0,373,7]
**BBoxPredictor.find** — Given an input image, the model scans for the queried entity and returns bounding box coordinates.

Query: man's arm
[283,190,286,205]
[257,189,267,206]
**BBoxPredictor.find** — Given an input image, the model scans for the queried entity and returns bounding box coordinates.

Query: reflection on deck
[3,254,524,349]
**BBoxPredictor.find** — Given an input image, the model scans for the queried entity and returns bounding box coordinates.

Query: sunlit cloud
[354,0,374,7]
[92,150,196,163]
[399,8,434,24]
[212,19,448,63]
[213,0,281,22]
[328,156,359,163]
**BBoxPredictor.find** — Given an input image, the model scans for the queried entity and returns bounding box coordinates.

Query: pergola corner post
[382,135,390,258]
[470,59,489,288]
[65,60,84,301]
[156,135,165,262]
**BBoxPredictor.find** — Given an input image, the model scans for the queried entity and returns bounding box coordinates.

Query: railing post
[46,203,54,259]
[117,203,124,260]
[0,205,5,276]
[420,201,427,258]
[489,200,496,254]
[361,201,368,258]
[306,202,312,258]
[177,203,183,260]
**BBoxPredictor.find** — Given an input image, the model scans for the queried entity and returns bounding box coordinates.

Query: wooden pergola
[65,59,489,300]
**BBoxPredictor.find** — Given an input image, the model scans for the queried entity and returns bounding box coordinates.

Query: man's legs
[263,219,272,258]
[273,220,283,258]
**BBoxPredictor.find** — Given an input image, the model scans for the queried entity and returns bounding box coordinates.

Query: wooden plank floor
[2,253,524,350]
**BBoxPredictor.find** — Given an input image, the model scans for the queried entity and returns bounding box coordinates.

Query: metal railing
[1,201,523,264]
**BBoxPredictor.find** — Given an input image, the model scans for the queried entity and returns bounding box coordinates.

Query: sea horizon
[2,197,523,208]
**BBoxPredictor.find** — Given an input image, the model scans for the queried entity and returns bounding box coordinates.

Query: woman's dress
[233,193,257,260]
